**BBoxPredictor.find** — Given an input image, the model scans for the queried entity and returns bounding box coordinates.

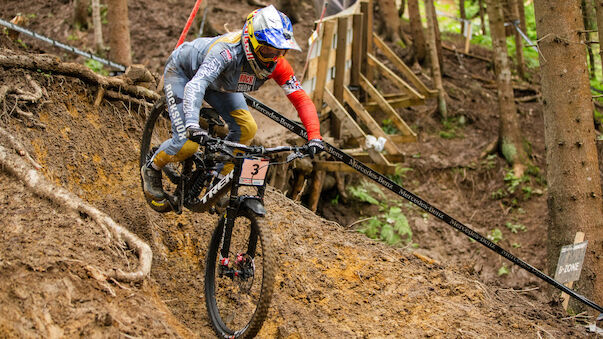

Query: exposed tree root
[0,54,160,102]
[0,126,152,283]
[0,74,46,128]
[105,89,154,108]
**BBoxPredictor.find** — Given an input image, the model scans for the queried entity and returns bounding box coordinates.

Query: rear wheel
[139,97,181,212]
[204,210,275,338]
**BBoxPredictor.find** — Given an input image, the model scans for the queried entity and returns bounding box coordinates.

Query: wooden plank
[372,33,437,97]
[314,160,398,175]
[350,13,363,88]
[360,0,374,82]
[344,150,405,163]
[332,16,348,139]
[324,89,391,166]
[323,88,364,139]
[386,134,417,144]
[359,74,417,140]
[334,17,348,101]
[312,20,336,115]
[464,23,472,54]
[343,86,403,155]
[365,96,424,111]
[367,53,424,100]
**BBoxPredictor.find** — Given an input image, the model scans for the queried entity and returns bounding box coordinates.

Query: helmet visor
[256,45,287,63]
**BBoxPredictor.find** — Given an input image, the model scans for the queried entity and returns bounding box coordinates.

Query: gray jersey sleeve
[183,45,233,128]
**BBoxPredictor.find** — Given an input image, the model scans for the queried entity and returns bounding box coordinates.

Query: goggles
[256,45,287,63]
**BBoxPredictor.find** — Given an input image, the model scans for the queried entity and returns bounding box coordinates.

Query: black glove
[186,126,209,145]
[306,138,324,159]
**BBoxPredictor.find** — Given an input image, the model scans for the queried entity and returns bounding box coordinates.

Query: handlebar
[203,136,310,162]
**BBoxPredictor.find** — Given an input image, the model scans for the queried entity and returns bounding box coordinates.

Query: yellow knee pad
[230,109,257,145]
[153,140,199,168]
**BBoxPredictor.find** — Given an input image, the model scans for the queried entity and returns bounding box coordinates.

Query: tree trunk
[376,0,401,42]
[428,0,444,72]
[517,0,527,33]
[597,1,603,80]
[581,0,597,78]
[408,0,427,63]
[91,0,105,54]
[534,0,603,314]
[510,0,525,79]
[73,0,89,30]
[107,0,132,66]
[424,0,446,118]
[478,0,487,35]
[486,0,529,177]
[459,0,466,36]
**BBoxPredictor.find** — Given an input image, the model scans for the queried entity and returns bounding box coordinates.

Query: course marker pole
[176,0,204,49]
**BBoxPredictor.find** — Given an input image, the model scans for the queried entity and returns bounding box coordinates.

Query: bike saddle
[200,107,225,127]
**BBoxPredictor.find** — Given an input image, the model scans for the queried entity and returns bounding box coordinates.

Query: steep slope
[0,36,594,337]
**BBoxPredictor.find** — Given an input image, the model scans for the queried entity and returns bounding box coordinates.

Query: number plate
[239,158,270,186]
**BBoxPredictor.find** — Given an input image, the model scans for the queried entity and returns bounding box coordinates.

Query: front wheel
[204,210,275,338]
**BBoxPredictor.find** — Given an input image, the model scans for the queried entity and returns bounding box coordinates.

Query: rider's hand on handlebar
[305,138,325,159]
[186,126,210,145]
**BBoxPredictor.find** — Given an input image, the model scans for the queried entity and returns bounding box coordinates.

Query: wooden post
[425,0,447,118]
[291,173,306,201]
[334,17,348,102]
[463,23,472,54]
[308,170,326,212]
[360,0,374,82]
[561,232,585,311]
[312,20,336,115]
[351,13,363,89]
[332,16,348,139]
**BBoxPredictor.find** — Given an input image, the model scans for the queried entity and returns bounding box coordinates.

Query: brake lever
[286,150,306,163]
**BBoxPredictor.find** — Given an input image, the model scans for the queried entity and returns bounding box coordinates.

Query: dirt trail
[0,0,599,337]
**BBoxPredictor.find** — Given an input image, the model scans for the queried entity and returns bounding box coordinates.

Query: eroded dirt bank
[0,48,593,337]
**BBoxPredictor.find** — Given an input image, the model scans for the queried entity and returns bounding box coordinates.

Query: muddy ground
[1,0,601,337]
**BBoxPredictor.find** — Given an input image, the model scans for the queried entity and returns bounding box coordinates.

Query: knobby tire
[204,210,275,338]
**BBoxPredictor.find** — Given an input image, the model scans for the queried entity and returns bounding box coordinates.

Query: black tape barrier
[244,93,603,314]
[0,17,126,71]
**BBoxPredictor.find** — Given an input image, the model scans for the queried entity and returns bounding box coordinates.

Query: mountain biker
[141,5,324,199]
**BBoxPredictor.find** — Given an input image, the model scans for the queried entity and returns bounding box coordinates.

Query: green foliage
[491,169,542,201]
[381,119,399,135]
[435,1,540,70]
[512,242,521,248]
[388,166,413,186]
[330,194,340,205]
[591,79,603,131]
[503,170,525,194]
[347,181,385,205]
[439,116,465,139]
[16,39,28,49]
[497,264,510,276]
[487,228,503,243]
[505,222,526,234]
[358,207,412,246]
[84,59,108,76]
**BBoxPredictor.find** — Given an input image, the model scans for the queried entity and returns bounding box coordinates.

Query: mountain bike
[139,99,311,338]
